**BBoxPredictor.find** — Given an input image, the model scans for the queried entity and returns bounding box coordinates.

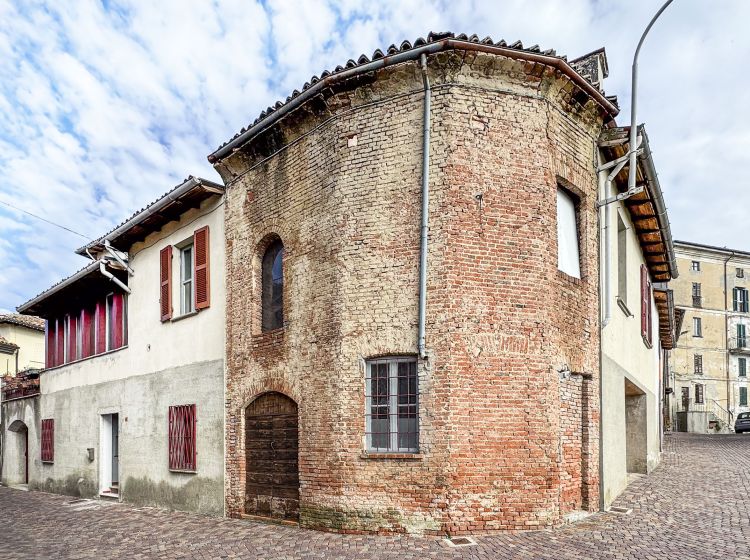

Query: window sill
[171,310,198,323]
[556,269,584,285]
[41,460,53,465]
[360,452,422,460]
[169,469,197,474]
[616,297,632,318]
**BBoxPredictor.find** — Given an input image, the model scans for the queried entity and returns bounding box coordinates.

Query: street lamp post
[627,0,676,192]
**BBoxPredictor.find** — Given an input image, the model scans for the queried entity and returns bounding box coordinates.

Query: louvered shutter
[640,265,649,340]
[160,245,173,321]
[95,300,107,354]
[81,309,92,358]
[193,227,210,310]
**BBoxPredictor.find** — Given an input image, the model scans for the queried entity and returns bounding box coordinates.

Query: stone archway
[6,420,29,485]
[244,392,299,520]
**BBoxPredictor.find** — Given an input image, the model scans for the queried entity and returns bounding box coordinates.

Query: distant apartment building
[3,177,227,514]
[669,241,750,432]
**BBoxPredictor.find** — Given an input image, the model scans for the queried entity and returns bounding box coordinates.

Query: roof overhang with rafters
[599,125,678,283]
[75,176,224,256]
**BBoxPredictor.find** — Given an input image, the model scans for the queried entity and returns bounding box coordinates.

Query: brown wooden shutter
[640,264,648,341]
[193,226,210,310]
[160,245,173,321]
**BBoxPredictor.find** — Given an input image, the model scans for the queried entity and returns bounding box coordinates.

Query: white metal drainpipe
[418,53,431,360]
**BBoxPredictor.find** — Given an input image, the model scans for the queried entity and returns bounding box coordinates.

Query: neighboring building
[669,241,750,432]
[0,314,45,375]
[209,32,627,534]
[597,126,680,507]
[3,177,227,515]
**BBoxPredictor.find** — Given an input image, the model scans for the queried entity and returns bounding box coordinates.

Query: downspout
[724,252,735,420]
[100,262,132,295]
[417,53,431,360]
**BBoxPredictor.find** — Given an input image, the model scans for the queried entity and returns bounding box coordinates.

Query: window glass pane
[262,241,284,331]
[366,358,418,452]
[556,188,580,278]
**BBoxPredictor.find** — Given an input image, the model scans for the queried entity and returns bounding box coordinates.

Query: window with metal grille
[739,358,747,377]
[734,288,749,313]
[365,357,419,453]
[740,387,748,407]
[695,384,704,404]
[41,419,54,462]
[168,404,197,472]
[693,317,702,337]
[694,354,703,374]
[691,261,700,272]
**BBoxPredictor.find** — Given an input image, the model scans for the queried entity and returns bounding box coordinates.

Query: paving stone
[1,434,749,559]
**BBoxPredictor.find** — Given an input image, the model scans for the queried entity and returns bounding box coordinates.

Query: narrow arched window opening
[262,240,284,331]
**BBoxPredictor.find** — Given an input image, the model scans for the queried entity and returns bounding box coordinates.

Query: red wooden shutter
[41,419,54,462]
[193,227,210,310]
[56,318,65,366]
[81,309,92,358]
[45,320,55,368]
[67,314,78,362]
[160,245,173,321]
[169,404,197,471]
[95,300,107,354]
[112,293,125,349]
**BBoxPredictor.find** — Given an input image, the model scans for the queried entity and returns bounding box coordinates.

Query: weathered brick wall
[217,50,603,534]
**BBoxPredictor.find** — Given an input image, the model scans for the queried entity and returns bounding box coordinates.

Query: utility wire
[0,198,92,240]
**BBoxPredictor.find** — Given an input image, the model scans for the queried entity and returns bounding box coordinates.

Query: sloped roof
[75,176,224,255]
[0,313,45,332]
[208,31,619,163]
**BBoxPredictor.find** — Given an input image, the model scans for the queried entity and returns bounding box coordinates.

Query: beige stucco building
[4,177,227,514]
[0,314,45,375]
[597,125,679,507]
[669,241,750,432]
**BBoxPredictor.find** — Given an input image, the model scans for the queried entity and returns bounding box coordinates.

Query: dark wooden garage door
[245,392,299,520]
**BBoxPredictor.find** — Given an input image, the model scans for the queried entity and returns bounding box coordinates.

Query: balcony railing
[676,397,733,426]
[692,295,703,308]
[729,336,750,354]
[2,384,40,401]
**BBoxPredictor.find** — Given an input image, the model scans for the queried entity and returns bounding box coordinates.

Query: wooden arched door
[245,392,299,520]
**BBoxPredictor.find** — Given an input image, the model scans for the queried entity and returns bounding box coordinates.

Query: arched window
[262,240,284,331]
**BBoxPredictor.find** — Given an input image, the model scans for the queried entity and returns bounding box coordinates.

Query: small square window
[737,268,745,279]
[691,261,700,272]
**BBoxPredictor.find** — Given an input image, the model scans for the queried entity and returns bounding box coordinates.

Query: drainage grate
[445,536,478,547]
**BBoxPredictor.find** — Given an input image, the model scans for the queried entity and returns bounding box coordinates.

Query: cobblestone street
[1,433,749,559]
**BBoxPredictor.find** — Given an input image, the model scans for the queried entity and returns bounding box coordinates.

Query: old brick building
[209,33,621,534]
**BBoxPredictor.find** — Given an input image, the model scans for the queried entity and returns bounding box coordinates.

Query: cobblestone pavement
[2,433,749,559]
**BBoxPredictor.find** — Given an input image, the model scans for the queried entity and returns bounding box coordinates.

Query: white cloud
[0,0,748,312]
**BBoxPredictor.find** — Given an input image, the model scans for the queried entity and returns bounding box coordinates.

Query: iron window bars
[365,357,419,453]
[168,404,197,472]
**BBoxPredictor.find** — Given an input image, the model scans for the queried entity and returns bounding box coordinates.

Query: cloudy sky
[0,0,748,312]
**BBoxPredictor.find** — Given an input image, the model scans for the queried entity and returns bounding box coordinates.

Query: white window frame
[364,357,419,453]
[179,242,194,316]
[556,187,581,278]
[693,317,702,337]
[691,260,700,272]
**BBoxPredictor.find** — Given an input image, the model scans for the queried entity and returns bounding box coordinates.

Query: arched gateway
[7,420,29,485]
[244,392,299,520]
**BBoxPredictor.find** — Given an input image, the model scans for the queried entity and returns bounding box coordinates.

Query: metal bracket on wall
[596,185,645,208]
